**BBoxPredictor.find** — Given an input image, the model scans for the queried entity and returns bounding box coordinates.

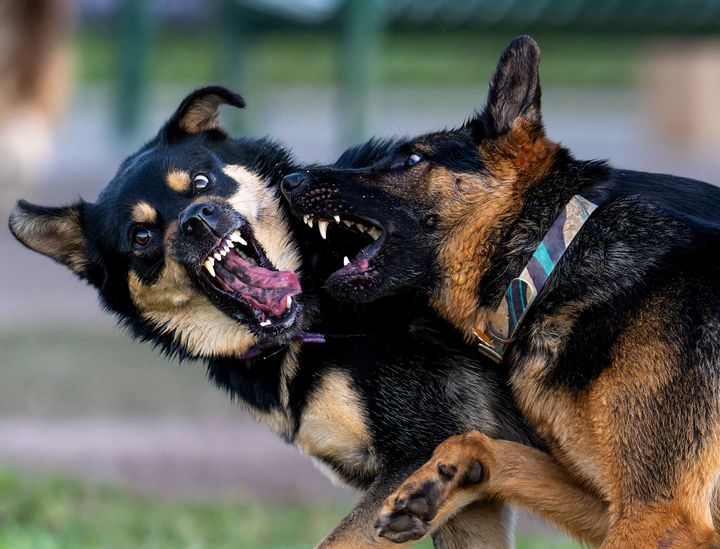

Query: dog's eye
[132,227,153,247]
[193,174,210,190]
[405,153,422,167]
[390,153,424,170]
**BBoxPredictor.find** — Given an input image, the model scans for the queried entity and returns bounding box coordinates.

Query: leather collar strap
[474,194,601,362]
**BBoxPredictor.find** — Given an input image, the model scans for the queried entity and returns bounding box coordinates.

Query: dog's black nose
[281,172,307,196]
[180,202,219,236]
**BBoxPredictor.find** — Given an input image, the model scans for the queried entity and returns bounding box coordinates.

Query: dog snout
[180,202,220,236]
[281,172,310,199]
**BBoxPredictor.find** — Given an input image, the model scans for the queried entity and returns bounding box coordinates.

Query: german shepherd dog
[8,86,539,548]
[282,37,720,548]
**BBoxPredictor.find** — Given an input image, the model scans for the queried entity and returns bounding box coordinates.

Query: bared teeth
[286,295,292,309]
[307,217,314,228]
[214,252,222,261]
[230,231,247,246]
[342,220,352,227]
[260,319,272,327]
[220,248,227,257]
[204,258,216,277]
[333,215,341,223]
[226,240,234,249]
[318,220,329,239]
[343,256,350,266]
[368,227,382,241]
[355,223,366,233]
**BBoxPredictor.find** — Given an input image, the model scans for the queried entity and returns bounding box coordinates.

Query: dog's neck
[429,126,563,341]
[429,136,613,350]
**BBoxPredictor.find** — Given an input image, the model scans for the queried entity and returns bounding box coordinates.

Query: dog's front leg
[431,500,515,549]
[376,431,610,547]
[317,468,515,549]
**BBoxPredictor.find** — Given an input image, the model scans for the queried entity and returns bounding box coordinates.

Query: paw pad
[437,462,457,480]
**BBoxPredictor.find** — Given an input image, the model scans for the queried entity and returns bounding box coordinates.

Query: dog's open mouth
[199,227,301,328]
[301,213,384,281]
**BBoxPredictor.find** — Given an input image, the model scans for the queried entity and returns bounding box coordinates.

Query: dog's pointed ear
[161,86,245,140]
[9,199,91,275]
[477,36,542,138]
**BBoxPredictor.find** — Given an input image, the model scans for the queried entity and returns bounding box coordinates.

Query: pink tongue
[216,252,301,317]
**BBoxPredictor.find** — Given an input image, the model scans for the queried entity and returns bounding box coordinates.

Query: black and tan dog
[8,86,539,548]
[283,37,720,548]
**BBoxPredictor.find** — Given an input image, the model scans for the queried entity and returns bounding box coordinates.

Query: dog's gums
[199,227,301,327]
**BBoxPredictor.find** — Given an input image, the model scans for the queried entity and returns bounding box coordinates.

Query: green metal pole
[116,0,153,137]
[339,0,381,148]
[216,0,262,135]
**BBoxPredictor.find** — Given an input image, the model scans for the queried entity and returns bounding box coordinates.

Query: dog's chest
[511,354,605,492]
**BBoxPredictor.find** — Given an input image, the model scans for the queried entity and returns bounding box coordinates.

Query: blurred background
[1,0,720,547]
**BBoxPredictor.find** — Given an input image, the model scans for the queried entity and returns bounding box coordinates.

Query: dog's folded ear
[9,199,91,275]
[475,36,542,138]
[161,85,245,140]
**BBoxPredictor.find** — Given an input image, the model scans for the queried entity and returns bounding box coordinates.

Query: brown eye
[193,174,209,190]
[133,227,152,247]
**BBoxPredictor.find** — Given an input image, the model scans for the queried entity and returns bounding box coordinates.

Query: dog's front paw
[375,478,445,542]
[375,432,494,543]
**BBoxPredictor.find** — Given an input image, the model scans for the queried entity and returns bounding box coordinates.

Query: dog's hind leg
[376,431,610,547]
[601,506,720,549]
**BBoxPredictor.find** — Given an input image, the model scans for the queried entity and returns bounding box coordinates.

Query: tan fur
[379,431,609,547]
[430,168,521,339]
[603,503,719,549]
[241,344,302,440]
[482,119,560,189]
[430,122,559,340]
[131,201,157,224]
[297,370,379,478]
[166,169,191,193]
[431,500,515,549]
[9,203,87,273]
[224,164,301,274]
[179,95,225,134]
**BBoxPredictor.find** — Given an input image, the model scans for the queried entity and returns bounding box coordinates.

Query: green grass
[75,27,649,88]
[0,469,581,548]
[0,469,347,549]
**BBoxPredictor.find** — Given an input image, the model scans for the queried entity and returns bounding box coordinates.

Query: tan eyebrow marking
[131,201,158,224]
[166,169,191,192]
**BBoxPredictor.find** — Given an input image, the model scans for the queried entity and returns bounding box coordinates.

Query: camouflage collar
[475,194,601,362]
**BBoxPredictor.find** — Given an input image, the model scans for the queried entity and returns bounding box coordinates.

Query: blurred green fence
[114,0,720,143]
